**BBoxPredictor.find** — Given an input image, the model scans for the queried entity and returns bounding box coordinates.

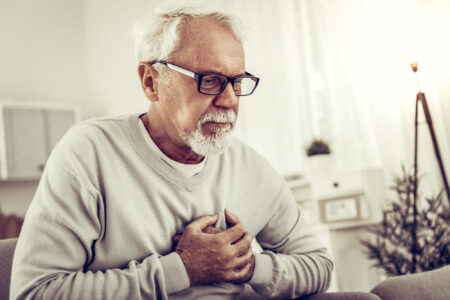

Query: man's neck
[141,112,205,164]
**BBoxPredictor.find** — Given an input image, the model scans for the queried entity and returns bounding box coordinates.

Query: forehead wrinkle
[190,54,245,76]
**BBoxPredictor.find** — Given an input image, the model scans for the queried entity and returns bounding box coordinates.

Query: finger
[231,231,252,255]
[224,208,240,227]
[218,222,245,244]
[187,214,218,232]
[230,262,252,282]
[203,226,223,234]
[233,249,253,270]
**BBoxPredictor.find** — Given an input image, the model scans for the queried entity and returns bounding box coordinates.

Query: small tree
[361,167,450,276]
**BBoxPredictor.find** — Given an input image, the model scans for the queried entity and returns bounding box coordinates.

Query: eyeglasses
[149,60,259,96]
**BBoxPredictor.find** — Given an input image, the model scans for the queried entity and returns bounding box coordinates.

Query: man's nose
[213,82,239,109]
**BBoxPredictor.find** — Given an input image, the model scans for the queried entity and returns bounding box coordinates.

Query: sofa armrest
[0,238,18,300]
[301,292,381,300]
[237,284,381,300]
[370,266,450,300]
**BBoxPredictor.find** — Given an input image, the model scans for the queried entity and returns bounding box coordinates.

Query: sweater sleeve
[10,160,190,300]
[248,182,333,299]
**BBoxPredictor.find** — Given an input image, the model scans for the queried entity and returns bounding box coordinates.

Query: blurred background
[0,0,449,292]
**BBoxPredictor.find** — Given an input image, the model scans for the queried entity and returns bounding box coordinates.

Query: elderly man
[10,2,332,300]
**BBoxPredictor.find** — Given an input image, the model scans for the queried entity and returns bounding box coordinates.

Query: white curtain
[292,0,450,197]
[213,0,450,199]
[214,0,310,175]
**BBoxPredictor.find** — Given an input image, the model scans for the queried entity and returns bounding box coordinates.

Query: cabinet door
[4,108,47,179]
[44,110,75,155]
[330,228,383,291]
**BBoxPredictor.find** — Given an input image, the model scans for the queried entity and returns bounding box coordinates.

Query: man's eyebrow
[198,69,247,77]
[234,72,247,77]
[187,63,243,75]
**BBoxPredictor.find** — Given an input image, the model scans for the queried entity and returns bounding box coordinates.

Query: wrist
[248,253,274,286]
[176,249,196,285]
[160,252,190,293]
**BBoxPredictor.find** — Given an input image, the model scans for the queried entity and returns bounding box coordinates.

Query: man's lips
[201,122,233,133]
[202,122,231,127]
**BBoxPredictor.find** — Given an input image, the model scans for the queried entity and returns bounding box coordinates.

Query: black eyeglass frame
[149,60,260,96]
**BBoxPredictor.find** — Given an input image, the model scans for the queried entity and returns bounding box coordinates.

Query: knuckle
[185,224,194,233]
[223,249,235,260]
[248,241,253,248]
[244,238,252,249]
[245,232,253,242]
[239,242,251,254]
[214,237,226,247]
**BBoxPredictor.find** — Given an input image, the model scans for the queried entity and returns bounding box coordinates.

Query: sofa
[1,238,449,300]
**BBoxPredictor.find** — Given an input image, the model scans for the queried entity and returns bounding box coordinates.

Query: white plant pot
[308,154,336,178]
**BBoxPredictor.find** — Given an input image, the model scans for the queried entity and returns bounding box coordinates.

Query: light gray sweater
[10,113,332,300]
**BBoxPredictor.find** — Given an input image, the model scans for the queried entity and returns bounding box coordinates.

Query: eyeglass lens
[200,75,256,96]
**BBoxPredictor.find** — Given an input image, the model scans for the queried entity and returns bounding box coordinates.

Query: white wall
[0,0,90,109]
[437,76,450,154]
[83,0,151,117]
[0,0,90,215]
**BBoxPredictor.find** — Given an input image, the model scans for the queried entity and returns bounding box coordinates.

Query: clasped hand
[173,209,255,285]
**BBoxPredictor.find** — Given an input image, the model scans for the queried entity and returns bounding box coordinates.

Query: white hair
[134,0,244,63]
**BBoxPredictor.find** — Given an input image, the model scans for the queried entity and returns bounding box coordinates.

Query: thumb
[225,208,240,227]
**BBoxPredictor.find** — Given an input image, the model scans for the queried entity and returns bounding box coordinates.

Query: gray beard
[182,110,236,156]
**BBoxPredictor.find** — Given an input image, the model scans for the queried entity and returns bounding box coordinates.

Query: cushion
[0,238,18,300]
[371,266,450,300]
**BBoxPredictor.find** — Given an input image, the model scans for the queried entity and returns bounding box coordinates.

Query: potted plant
[361,167,450,276]
[306,139,331,157]
[305,139,335,177]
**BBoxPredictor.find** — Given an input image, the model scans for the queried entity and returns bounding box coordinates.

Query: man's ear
[138,62,159,102]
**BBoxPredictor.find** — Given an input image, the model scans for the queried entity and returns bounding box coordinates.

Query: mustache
[198,110,237,125]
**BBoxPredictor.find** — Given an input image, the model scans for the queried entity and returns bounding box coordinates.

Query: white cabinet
[286,168,387,292]
[288,168,385,227]
[0,101,78,180]
[313,168,385,228]
[321,224,385,292]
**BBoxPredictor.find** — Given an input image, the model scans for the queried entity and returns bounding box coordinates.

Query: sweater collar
[128,113,217,191]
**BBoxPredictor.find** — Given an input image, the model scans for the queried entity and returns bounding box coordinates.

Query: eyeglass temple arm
[149,60,196,79]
